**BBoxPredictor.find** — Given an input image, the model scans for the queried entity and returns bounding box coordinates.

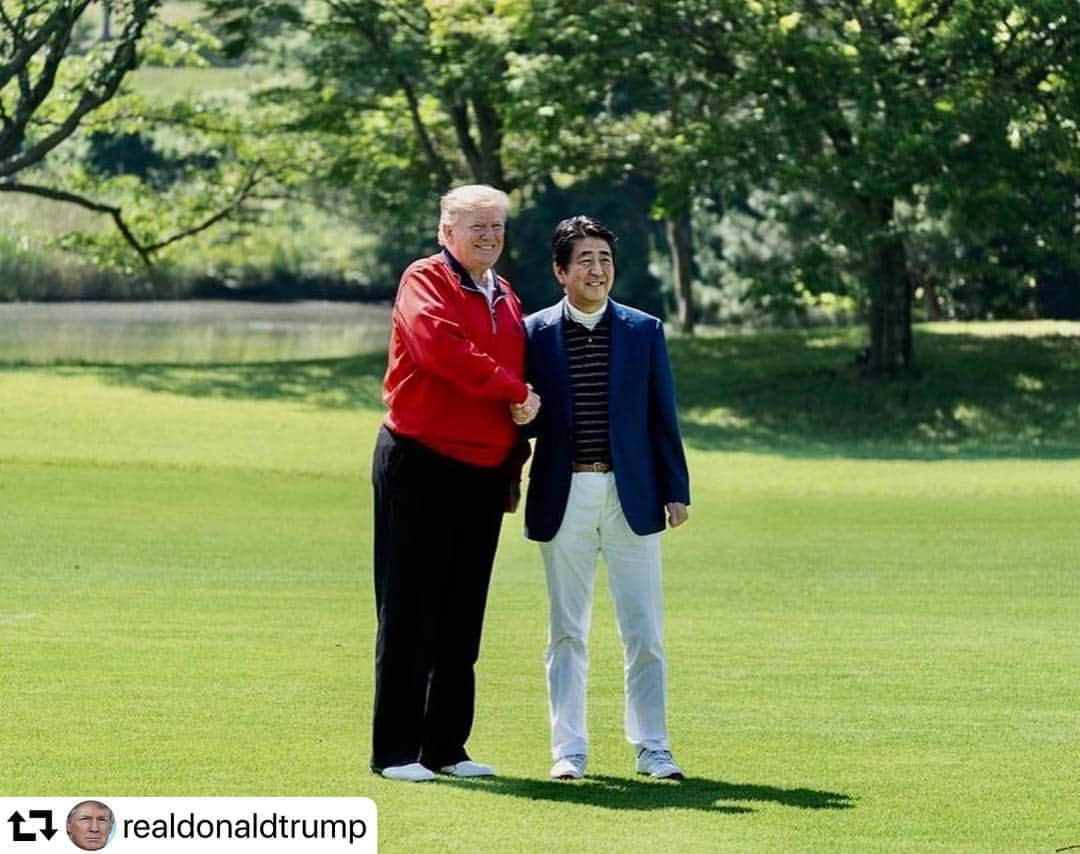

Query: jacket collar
[441,248,506,299]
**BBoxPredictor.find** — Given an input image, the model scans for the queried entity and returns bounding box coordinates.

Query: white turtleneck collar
[564,297,608,330]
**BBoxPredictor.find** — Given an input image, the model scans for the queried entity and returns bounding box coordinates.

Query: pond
[0,301,391,364]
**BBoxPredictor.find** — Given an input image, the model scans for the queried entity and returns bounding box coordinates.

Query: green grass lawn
[3,325,1079,852]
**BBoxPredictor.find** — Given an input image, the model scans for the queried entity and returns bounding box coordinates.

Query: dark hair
[551,215,617,271]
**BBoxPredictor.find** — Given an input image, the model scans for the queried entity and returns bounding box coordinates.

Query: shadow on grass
[437,774,853,814]
[671,327,1080,460]
[66,352,390,411]
[13,324,1079,460]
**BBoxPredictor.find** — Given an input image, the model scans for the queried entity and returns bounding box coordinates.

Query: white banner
[0,798,376,853]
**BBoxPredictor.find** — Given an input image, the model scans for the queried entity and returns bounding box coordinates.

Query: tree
[0,1,162,260]
[509,0,1076,361]
[920,4,1080,320]
[206,0,731,309]
[0,0,274,269]
[0,1,156,177]
[206,0,537,283]
[731,0,1078,373]
[197,0,1076,353]
[504,0,743,333]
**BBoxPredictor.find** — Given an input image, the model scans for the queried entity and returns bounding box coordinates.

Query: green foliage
[690,192,862,327]
[498,0,1078,352]
[0,230,187,300]
[5,0,1078,364]
[503,0,732,186]
[511,175,665,314]
[0,188,390,302]
[193,0,541,288]
[0,0,159,174]
[731,1,1077,352]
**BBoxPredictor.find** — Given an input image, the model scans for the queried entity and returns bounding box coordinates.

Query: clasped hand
[510,386,541,425]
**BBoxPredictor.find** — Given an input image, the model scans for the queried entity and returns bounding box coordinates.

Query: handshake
[510,385,541,425]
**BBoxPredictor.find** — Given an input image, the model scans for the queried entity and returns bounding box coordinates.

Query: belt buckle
[574,460,610,473]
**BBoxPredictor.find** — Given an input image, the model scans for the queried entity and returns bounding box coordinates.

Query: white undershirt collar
[476,269,496,305]
[564,297,607,330]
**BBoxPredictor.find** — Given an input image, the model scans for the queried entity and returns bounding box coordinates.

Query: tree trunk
[470,94,506,189]
[447,95,510,191]
[102,1,112,41]
[864,198,914,374]
[665,209,695,334]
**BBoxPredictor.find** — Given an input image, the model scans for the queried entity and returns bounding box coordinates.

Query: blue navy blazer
[523,299,691,542]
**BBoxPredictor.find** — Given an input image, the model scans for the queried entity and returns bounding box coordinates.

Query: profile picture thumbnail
[66,800,115,851]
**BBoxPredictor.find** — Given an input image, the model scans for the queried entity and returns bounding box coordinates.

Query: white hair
[438,184,510,244]
[67,800,114,823]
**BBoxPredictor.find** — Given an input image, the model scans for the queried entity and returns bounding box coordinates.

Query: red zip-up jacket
[382,250,529,467]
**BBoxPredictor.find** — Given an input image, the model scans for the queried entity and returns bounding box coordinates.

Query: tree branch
[398,75,452,186]
[0,159,265,268]
[0,2,85,92]
[446,97,483,182]
[0,0,158,176]
[143,160,265,253]
[0,179,153,267]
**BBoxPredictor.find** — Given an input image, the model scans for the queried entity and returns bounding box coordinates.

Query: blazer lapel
[607,301,626,422]
[537,306,574,430]
[551,310,575,430]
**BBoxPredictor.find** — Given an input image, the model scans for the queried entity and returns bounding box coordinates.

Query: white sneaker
[439,760,495,778]
[550,754,587,780]
[380,762,436,782]
[635,748,685,780]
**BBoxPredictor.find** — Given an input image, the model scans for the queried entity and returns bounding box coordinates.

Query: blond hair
[438,184,510,244]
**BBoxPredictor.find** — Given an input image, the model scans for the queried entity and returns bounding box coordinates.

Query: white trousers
[539,472,669,759]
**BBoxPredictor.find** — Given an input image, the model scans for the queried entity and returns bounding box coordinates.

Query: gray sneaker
[635,748,685,780]
[550,754,587,780]
[439,759,496,778]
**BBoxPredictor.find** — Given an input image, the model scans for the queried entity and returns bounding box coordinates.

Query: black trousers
[370,426,508,771]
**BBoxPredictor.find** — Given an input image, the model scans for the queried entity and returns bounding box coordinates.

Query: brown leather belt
[573,461,613,473]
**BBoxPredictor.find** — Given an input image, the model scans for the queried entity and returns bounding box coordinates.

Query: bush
[0,233,395,303]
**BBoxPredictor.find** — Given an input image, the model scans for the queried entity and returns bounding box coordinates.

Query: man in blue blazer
[515,215,691,781]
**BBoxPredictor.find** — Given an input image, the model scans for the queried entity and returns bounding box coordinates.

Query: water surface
[0,301,391,364]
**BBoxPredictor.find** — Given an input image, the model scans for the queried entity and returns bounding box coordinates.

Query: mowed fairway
[2,326,1079,852]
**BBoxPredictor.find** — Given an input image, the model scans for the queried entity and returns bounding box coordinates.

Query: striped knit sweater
[564,310,611,465]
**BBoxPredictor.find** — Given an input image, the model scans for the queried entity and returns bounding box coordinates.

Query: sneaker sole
[637,770,685,781]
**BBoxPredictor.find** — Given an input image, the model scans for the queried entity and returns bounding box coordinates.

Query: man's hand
[666,502,689,528]
[510,385,541,425]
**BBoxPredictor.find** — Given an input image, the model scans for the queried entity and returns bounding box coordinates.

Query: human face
[555,236,614,313]
[67,802,112,850]
[441,206,506,280]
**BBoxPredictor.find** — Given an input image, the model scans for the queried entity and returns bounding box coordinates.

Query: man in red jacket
[371,184,540,782]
